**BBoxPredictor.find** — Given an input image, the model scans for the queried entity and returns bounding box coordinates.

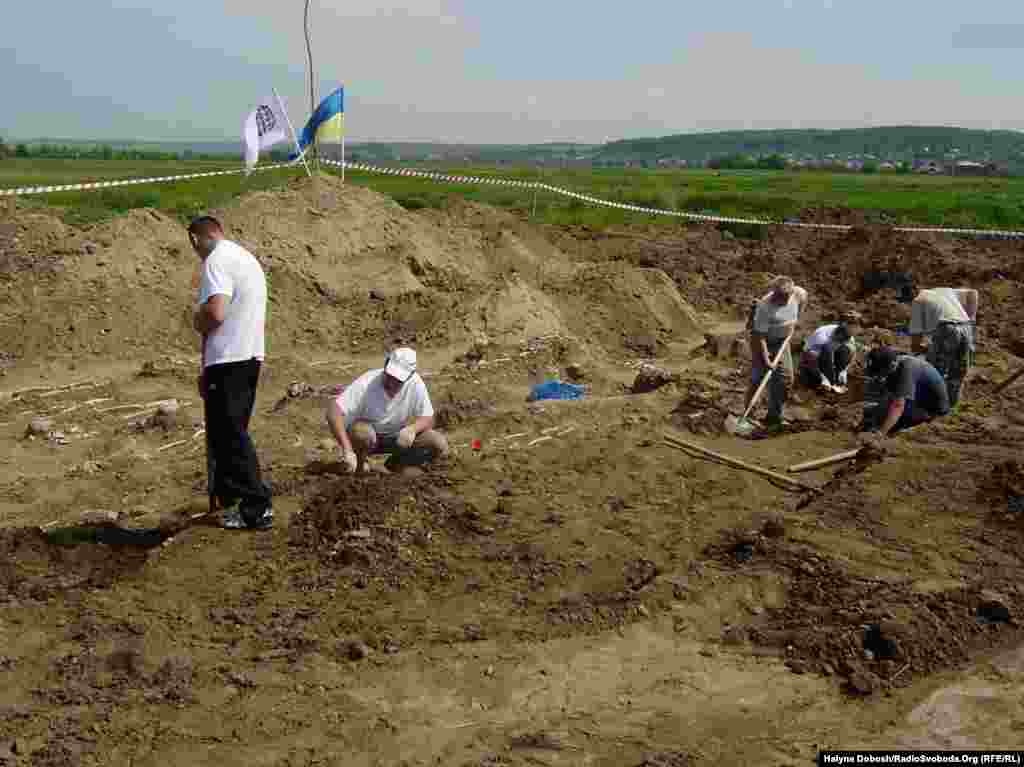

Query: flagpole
[344,83,348,184]
[274,88,311,178]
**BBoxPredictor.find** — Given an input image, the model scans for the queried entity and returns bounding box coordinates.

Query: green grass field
[3,157,1024,232]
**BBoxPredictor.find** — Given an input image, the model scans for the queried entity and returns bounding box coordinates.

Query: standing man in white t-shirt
[189,216,273,530]
[898,284,977,408]
[325,347,449,475]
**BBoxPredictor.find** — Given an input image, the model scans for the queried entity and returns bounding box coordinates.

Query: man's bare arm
[878,398,906,436]
[194,295,227,335]
[956,289,978,321]
[326,401,355,454]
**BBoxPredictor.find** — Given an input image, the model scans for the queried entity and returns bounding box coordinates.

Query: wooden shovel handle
[741,331,793,421]
[994,366,1024,396]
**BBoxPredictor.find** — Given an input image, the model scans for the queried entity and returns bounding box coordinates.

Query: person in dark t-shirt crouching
[859,346,950,444]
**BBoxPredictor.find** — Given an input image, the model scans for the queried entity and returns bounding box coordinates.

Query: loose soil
[2,175,1024,765]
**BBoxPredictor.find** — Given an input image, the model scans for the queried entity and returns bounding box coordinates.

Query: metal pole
[531,164,539,219]
[274,87,311,177]
[304,0,317,170]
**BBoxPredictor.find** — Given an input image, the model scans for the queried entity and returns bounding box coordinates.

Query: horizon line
[6,124,1024,147]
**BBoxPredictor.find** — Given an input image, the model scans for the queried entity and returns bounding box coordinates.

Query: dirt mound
[668,377,731,435]
[0,176,706,364]
[289,473,485,566]
[705,534,1022,695]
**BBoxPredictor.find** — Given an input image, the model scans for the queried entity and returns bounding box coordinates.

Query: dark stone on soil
[631,364,676,394]
[496,479,514,497]
[978,597,1012,624]
[863,624,903,660]
[732,542,755,563]
[565,363,587,381]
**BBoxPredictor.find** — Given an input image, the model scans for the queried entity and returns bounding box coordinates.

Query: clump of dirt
[980,461,1024,510]
[289,473,482,562]
[434,397,499,430]
[668,378,729,435]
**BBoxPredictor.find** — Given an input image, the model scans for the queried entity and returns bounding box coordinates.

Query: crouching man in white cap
[325,347,449,474]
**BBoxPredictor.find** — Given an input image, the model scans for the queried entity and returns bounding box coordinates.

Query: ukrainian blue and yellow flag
[297,86,344,150]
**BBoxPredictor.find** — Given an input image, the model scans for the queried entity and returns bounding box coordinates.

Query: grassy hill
[598,126,1024,168]
[7,127,1024,172]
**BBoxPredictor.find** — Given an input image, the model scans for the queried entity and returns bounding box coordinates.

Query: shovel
[726,331,793,437]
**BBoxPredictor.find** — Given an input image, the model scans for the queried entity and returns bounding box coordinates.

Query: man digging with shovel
[737,276,808,435]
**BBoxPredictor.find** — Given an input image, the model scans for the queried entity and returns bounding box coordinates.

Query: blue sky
[3,0,1023,143]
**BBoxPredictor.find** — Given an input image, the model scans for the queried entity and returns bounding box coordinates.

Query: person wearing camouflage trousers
[898,285,978,408]
[926,321,975,407]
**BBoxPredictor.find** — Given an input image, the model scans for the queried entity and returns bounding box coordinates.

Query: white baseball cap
[384,347,417,382]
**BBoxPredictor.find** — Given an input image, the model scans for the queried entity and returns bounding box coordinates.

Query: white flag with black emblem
[242,96,289,172]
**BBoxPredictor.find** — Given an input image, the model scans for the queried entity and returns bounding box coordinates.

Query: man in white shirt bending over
[326,347,449,475]
[799,319,857,393]
[898,284,977,408]
[190,216,273,530]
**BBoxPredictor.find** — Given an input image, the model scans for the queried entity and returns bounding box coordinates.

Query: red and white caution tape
[2,156,1021,239]
[0,161,297,198]
[326,160,1024,239]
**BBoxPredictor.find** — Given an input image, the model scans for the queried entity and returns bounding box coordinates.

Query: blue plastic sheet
[527,381,586,402]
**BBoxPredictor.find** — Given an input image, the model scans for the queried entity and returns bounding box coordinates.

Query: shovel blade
[725,414,757,436]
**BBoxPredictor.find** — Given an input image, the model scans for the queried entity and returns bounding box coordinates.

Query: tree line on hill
[600,126,1024,171]
[0,139,239,162]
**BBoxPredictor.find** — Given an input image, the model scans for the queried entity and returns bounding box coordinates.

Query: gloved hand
[342,449,358,473]
[397,425,417,449]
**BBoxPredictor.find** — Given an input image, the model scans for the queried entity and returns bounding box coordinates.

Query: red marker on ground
[471,439,482,451]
